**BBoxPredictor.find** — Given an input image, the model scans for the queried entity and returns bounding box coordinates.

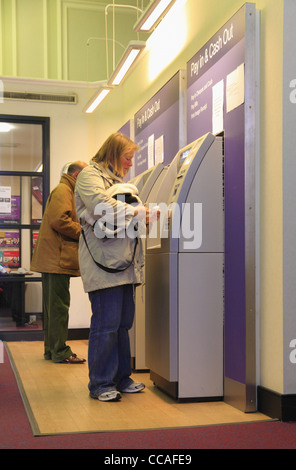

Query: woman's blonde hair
[92,133,138,177]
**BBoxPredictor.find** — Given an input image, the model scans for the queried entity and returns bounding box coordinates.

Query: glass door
[0,115,49,340]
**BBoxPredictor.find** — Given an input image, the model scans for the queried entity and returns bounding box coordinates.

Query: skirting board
[68,328,89,340]
[258,386,296,422]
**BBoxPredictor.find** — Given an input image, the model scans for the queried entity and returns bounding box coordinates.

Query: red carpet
[1,346,296,450]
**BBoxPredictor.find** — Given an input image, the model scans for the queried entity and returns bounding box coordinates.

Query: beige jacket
[30,174,81,276]
[75,161,144,293]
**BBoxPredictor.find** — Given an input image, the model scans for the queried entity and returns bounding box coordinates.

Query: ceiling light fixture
[0,123,14,133]
[133,0,176,33]
[83,84,113,113]
[107,41,146,86]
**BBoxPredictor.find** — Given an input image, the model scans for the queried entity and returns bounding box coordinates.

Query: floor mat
[5,340,272,436]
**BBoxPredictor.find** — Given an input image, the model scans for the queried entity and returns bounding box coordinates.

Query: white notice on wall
[0,186,11,214]
[226,63,245,113]
[155,135,164,165]
[212,80,224,135]
[148,134,155,168]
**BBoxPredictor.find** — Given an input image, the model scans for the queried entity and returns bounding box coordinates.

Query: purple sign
[133,71,183,176]
[187,6,245,90]
[0,196,21,224]
[118,120,131,139]
[187,5,248,386]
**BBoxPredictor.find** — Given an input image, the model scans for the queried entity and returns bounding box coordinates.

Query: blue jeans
[88,284,135,397]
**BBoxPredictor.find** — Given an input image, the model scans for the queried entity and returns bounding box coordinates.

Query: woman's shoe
[120,382,145,393]
[91,391,121,402]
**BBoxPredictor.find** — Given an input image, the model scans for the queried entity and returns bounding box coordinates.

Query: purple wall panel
[119,120,131,138]
[133,72,182,176]
[187,11,247,384]
[224,106,246,382]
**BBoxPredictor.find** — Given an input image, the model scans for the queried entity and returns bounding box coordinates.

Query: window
[0,115,49,339]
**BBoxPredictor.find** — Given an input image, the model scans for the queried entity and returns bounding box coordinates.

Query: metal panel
[178,253,224,399]
[145,252,178,382]
[224,3,259,412]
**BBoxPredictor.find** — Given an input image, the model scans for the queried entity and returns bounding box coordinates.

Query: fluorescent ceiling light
[83,85,113,113]
[83,42,145,112]
[108,41,145,86]
[134,0,176,32]
[0,123,14,133]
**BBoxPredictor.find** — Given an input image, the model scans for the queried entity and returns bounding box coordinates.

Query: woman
[75,133,149,402]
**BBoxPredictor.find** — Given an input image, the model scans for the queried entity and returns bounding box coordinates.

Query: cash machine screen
[178,148,192,172]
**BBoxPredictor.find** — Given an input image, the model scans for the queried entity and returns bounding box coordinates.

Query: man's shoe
[95,391,121,402]
[120,382,145,393]
[59,354,86,364]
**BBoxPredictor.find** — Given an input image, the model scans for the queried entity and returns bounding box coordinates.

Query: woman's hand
[133,205,147,221]
[133,205,160,224]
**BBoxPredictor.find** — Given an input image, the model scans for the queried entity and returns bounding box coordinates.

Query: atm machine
[128,162,167,370]
[129,162,164,202]
[145,133,224,400]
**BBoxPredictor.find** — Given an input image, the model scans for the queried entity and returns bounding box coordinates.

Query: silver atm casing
[128,163,167,370]
[145,133,224,400]
[129,163,164,202]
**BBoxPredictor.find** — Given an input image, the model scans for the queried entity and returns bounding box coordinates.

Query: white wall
[0,77,92,328]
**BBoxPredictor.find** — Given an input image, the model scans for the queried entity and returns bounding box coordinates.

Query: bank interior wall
[0,0,287,396]
[90,0,285,396]
[0,82,92,328]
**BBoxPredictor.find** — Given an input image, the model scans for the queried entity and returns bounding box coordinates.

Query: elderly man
[31,161,87,363]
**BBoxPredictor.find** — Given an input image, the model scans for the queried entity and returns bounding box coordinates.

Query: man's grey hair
[67,162,85,176]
